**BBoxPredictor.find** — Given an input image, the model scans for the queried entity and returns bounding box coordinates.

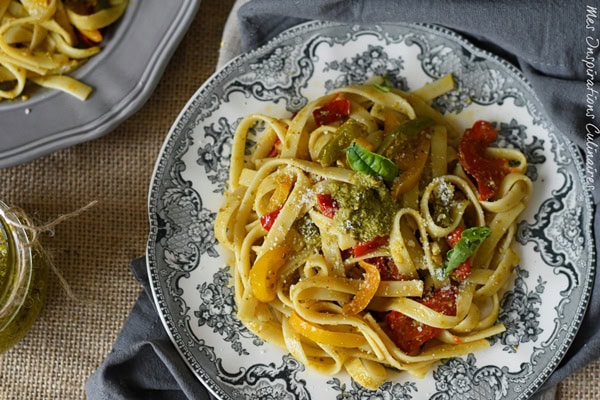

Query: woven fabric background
[0,1,597,399]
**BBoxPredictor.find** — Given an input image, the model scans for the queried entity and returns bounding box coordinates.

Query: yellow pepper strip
[351,137,375,152]
[249,244,289,302]
[342,260,381,315]
[79,28,103,43]
[391,133,431,199]
[288,312,367,348]
[266,174,294,213]
[383,110,406,136]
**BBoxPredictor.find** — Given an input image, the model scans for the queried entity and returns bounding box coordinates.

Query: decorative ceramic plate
[0,0,200,168]
[147,21,595,400]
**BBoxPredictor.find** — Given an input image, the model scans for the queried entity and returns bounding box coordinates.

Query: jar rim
[0,203,33,331]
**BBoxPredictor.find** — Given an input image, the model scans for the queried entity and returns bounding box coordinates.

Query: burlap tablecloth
[0,1,597,399]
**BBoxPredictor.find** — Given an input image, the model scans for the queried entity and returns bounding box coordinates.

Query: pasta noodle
[0,0,128,101]
[214,75,532,389]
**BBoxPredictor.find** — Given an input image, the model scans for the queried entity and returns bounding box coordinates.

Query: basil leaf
[440,226,491,278]
[346,142,399,183]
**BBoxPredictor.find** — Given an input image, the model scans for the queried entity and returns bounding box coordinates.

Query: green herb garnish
[346,142,399,183]
[373,75,392,92]
[439,226,491,279]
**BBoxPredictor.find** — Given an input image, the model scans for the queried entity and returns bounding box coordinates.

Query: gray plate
[0,0,200,168]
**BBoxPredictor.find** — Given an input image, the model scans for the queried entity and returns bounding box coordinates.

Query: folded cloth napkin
[86,1,599,399]
[85,257,218,400]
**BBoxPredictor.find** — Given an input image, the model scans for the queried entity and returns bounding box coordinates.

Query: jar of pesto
[0,201,48,353]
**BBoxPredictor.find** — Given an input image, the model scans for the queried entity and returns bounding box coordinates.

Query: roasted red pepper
[316,193,339,218]
[384,285,458,354]
[370,256,408,281]
[267,137,282,158]
[449,259,471,281]
[458,120,512,201]
[446,227,464,248]
[260,206,282,231]
[446,227,471,281]
[352,236,389,258]
[312,95,351,127]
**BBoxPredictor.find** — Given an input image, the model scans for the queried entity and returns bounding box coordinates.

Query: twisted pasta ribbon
[0,0,128,101]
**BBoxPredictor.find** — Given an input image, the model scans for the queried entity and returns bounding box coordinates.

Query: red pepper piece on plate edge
[458,120,515,201]
[384,285,458,355]
[312,95,351,127]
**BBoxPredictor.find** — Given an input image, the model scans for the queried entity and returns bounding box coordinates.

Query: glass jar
[0,201,48,353]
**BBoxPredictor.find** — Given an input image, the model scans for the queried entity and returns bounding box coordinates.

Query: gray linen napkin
[86,1,599,399]
[84,257,217,400]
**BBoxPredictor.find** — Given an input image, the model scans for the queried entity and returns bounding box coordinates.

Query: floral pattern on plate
[147,21,595,400]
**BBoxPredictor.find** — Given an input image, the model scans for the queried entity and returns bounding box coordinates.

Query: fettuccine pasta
[215,75,532,389]
[0,0,128,101]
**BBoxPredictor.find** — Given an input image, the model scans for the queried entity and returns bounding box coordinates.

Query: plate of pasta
[0,0,199,168]
[147,21,595,400]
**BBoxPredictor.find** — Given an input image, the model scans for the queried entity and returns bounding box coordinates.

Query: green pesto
[293,214,321,250]
[0,227,48,354]
[326,174,399,242]
[0,239,7,298]
[431,180,456,228]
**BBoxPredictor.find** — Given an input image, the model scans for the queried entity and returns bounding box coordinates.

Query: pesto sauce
[0,241,8,297]
[0,230,48,353]
[432,178,456,227]
[326,174,400,242]
[293,214,321,251]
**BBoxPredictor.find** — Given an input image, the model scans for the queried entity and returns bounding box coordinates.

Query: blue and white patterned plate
[147,21,595,400]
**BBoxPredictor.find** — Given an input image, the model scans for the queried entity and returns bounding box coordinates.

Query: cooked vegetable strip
[342,260,381,315]
[288,312,367,348]
[378,116,433,154]
[458,120,516,200]
[215,77,532,389]
[249,244,289,302]
[312,94,351,127]
[318,119,367,166]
